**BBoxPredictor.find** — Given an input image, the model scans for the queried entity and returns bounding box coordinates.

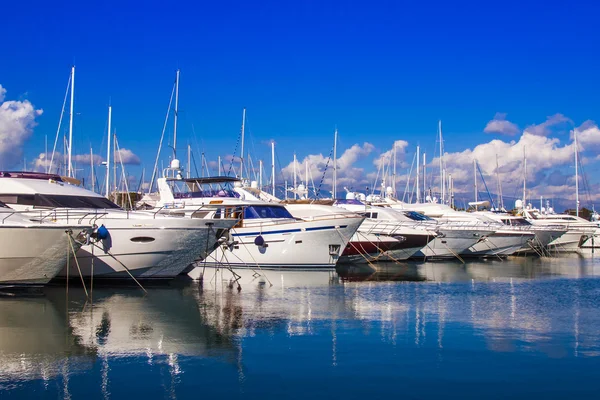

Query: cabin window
[403,211,433,221]
[243,205,294,219]
[0,193,120,209]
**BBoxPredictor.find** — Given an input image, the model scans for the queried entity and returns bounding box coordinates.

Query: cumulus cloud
[438,132,577,202]
[373,140,409,169]
[483,113,520,136]
[72,153,104,164]
[114,148,141,165]
[524,113,572,136]
[573,120,600,148]
[0,84,43,169]
[281,142,375,195]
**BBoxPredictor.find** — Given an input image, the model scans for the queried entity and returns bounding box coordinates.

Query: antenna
[575,130,580,217]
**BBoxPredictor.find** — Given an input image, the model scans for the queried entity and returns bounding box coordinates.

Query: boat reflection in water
[2,256,600,398]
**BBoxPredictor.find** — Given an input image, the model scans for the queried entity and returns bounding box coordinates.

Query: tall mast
[218,156,221,176]
[90,147,94,191]
[439,120,444,203]
[575,130,580,217]
[416,145,420,203]
[187,144,191,179]
[523,147,527,209]
[293,153,297,199]
[392,141,397,197]
[333,128,337,199]
[172,69,180,160]
[473,159,478,210]
[423,152,427,201]
[67,66,75,178]
[240,108,246,180]
[259,159,263,189]
[271,141,276,196]
[105,105,112,198]
[495,153,503,210]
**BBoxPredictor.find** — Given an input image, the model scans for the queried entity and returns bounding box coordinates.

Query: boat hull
[0,226,86,285]
[196,217,363,271]
[56,218,232,280]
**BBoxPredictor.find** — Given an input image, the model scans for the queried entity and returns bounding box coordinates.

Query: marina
[2,1,600,397]
[1,256,600,398]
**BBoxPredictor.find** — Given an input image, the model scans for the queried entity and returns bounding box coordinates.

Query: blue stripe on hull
[232,225,348,237]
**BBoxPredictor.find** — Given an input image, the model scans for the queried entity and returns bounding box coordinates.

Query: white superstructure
[0,172,235,280]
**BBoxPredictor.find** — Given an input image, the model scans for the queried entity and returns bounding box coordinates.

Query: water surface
[2,255,600,399]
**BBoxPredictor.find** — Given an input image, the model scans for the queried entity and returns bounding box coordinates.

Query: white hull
[547,230,585,253]
[414,229,494,259]
[580,229,600,249]
[0,226,86,285]
[462,232,534,257]
[56,217,232,279]
[199,217,363,270]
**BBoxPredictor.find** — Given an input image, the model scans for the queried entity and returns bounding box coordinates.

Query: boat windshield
[243,205,294,219]
[403,211,434,221]
[501,218,531,226]
[0,193,121,209]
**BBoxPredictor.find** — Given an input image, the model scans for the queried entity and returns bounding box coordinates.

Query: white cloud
[439,132,576,201]
[483,113,520,136]
[573,120,600,148]
[114,148,141,165]
[281,142,375,195]
[0,84,43,169]
[72,153,104,164]
[524,113,571,136]
[373,140,409,169]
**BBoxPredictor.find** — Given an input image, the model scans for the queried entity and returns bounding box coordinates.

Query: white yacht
[474,211,567,255]
[0,201,90,285]
[152,175,364,272]
[230,184,436,263]
[381,200,530,258]
[0,172,236,280]
[520,207,596,253]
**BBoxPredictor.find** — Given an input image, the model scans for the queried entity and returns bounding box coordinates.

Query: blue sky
[1,0,599,205]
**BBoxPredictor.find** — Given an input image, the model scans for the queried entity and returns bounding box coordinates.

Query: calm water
[2,255,600,399]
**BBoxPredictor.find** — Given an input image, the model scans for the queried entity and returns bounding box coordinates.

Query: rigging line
[49,73,72,174]
[148,81,176,194]
[315,145,334,198]
[191,151,200,177]
[403,152,416,203]
[476,162,496,210]
[226,120,244,177]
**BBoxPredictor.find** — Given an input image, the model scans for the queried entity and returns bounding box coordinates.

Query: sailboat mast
[187,144,191,179]
[259,159,263,189]
[240,108,246,180]
[473,159,478,210]
[172,69,180,160]
[333,129,337,199]
[575,130,580,217]
[105,105,112,198]
[293,153,297,199]
[392,141,397,197]
[423,152,427,201]
[416,145,420,203]
[67,66,75,178]
[523,147,527,209]
[271,141,276,196]
[439,120,444,203]
[90,147,94,191]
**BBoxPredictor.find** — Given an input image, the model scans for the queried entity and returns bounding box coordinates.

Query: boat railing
[297,213,364,222]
